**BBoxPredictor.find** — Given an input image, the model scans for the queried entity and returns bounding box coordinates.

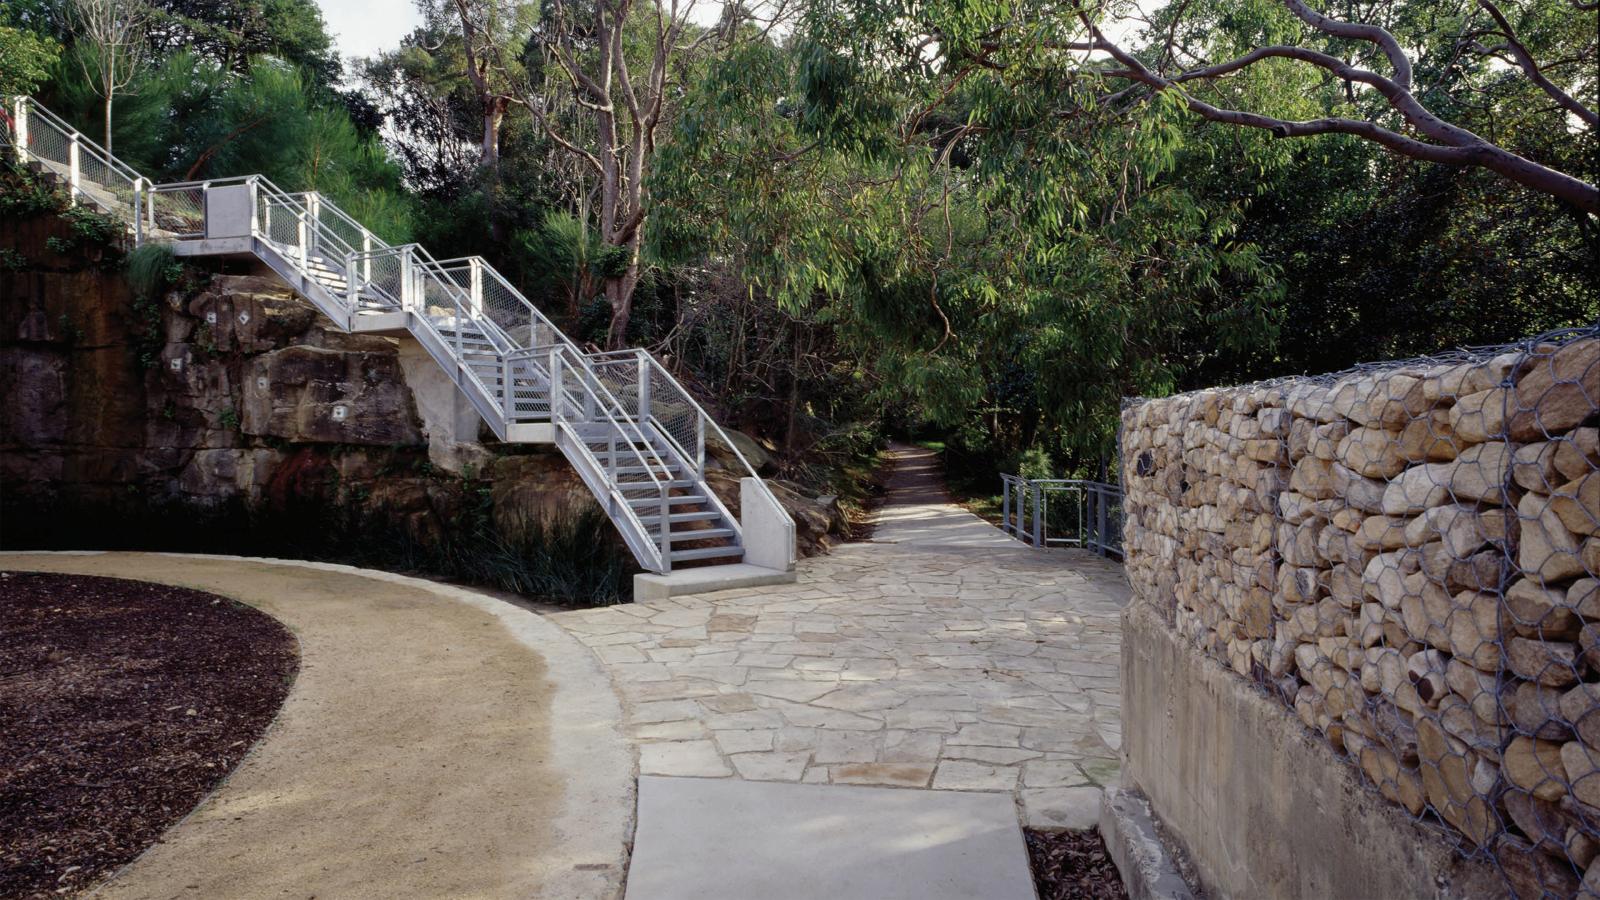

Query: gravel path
[0,553,633,900]
[552,443,1129,829]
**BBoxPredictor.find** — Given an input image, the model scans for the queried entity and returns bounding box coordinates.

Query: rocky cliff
[0,202,846,602]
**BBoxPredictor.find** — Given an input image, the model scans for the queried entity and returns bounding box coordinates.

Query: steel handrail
[589,347,794,530]
[16,98,144,184]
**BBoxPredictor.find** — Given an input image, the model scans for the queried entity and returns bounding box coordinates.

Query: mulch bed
[1026,828,1130,900]
[0,571,299,899]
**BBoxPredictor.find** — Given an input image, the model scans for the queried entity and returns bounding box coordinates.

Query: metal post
[469,257,484,316]
[67,134,80,204]
[306,192,320,257]
[14,98,29,163]
[345,251,358,308]
[362,233,372,281]
[695,415,706,479]
[133,177,144,245]
[296,213,308,269]
[551,351,563,421]
[1031,481,1043,547]
[400,251,414,313]
[1096,485,1109,558]
[637,353,651,425]
[502,354,513,419]
[1002,477,1012,537]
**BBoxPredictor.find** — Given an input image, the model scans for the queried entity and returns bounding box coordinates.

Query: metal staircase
[5,96,796,589]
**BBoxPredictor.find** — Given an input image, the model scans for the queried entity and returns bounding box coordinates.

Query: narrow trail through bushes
[0,571,298,898]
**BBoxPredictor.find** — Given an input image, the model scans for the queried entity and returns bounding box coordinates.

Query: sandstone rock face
[2,211,848,580]
[1121,330,1600,898]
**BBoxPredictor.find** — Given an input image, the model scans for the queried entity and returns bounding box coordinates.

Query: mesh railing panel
[149,186,203,237]
[645,360,701,465]
[1121,326,1600,898]
[23,114,72,178]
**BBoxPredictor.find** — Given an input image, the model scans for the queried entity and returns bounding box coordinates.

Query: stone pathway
[552,444,1129,828]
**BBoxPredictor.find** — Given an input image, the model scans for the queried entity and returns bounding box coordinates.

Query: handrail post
[1002,477,1012,536]
[362,232,372,281]
[295,210,308,269]
[132,177,144,245]
[1031,481,1042,547]
[695,413,705,479]
[345,250,358,308]
[551,351,563,422]
[469,257,484,316]
[502,353,513,419]
[67,133,80,205]
[12,98,27,163]
[637,353,651,426]
[1096,484,1110,558]
[400,250,414,313]
[306,192,320,257]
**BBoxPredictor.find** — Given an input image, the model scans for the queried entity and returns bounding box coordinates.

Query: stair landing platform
[633,563,796,601]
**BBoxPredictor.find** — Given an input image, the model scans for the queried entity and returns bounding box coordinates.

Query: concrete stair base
[633,563,795,601]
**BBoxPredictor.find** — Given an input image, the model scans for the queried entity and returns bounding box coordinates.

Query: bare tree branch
[1475,0,1598,127]
[1073,2,1599,215]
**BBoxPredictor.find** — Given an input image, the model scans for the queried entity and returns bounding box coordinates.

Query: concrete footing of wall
[1119,602,1504,899]
[1100,787,1197,900]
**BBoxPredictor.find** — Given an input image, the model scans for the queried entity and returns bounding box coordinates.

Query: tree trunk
[480,98,503,168]
[604,254,641,349]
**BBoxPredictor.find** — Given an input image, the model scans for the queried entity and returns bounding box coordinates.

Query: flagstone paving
[550,445,1129,829]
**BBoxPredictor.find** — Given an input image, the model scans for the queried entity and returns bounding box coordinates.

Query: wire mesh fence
[1000,475,1124,558]
[1120,325,1600,898]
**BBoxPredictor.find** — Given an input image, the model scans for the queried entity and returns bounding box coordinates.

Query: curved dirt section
[1,572,298,898]
[0,552,632,900]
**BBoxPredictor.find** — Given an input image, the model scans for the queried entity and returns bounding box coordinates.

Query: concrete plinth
[1120,602,1502,899]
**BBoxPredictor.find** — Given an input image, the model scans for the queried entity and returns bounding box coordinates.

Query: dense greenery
[9,0,1597,488]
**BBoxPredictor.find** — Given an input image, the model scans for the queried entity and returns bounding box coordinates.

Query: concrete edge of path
[2,550,637,900]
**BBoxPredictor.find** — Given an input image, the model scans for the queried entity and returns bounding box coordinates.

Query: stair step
[627,494,708,508]
[612,464,681,476]
[667,527,735,543]
[615,478,696,491]
[669,546,745,562]
[637,510,724,524]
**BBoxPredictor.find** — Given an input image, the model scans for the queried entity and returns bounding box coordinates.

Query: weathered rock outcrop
[0,209,848,583]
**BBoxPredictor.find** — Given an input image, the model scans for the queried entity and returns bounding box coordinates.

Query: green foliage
[0,24,59,97]
[124,242,179,299]
[0,160,69,218]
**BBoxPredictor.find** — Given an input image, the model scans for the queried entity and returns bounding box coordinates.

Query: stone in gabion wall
[1119,327,1600,899]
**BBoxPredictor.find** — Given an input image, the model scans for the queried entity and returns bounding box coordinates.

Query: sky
[318,0,424,61]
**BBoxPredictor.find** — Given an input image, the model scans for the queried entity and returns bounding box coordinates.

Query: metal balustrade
[1000,475,1124,559]
[3,95,796,577]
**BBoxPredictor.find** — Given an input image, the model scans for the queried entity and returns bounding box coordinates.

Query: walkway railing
[3,94,796,577]
[1000,475,1124,559]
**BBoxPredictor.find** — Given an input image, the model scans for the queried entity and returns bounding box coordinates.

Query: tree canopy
[9,0,1597,483]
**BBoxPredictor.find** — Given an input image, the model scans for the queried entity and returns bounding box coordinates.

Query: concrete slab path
[0,552,634,900]
[552,442,1129,833]
[625,776,1036,900]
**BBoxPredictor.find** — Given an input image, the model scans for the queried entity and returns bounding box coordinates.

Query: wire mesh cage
[1120,325,1600,898]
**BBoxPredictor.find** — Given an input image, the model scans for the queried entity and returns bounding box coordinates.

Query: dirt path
[870,442,1018,548]
[0,552,632,900]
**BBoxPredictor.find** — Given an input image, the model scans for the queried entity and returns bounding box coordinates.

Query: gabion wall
[1120,327,1599,899]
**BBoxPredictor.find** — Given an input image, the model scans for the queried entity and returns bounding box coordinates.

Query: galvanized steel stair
[5,96,795,585]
